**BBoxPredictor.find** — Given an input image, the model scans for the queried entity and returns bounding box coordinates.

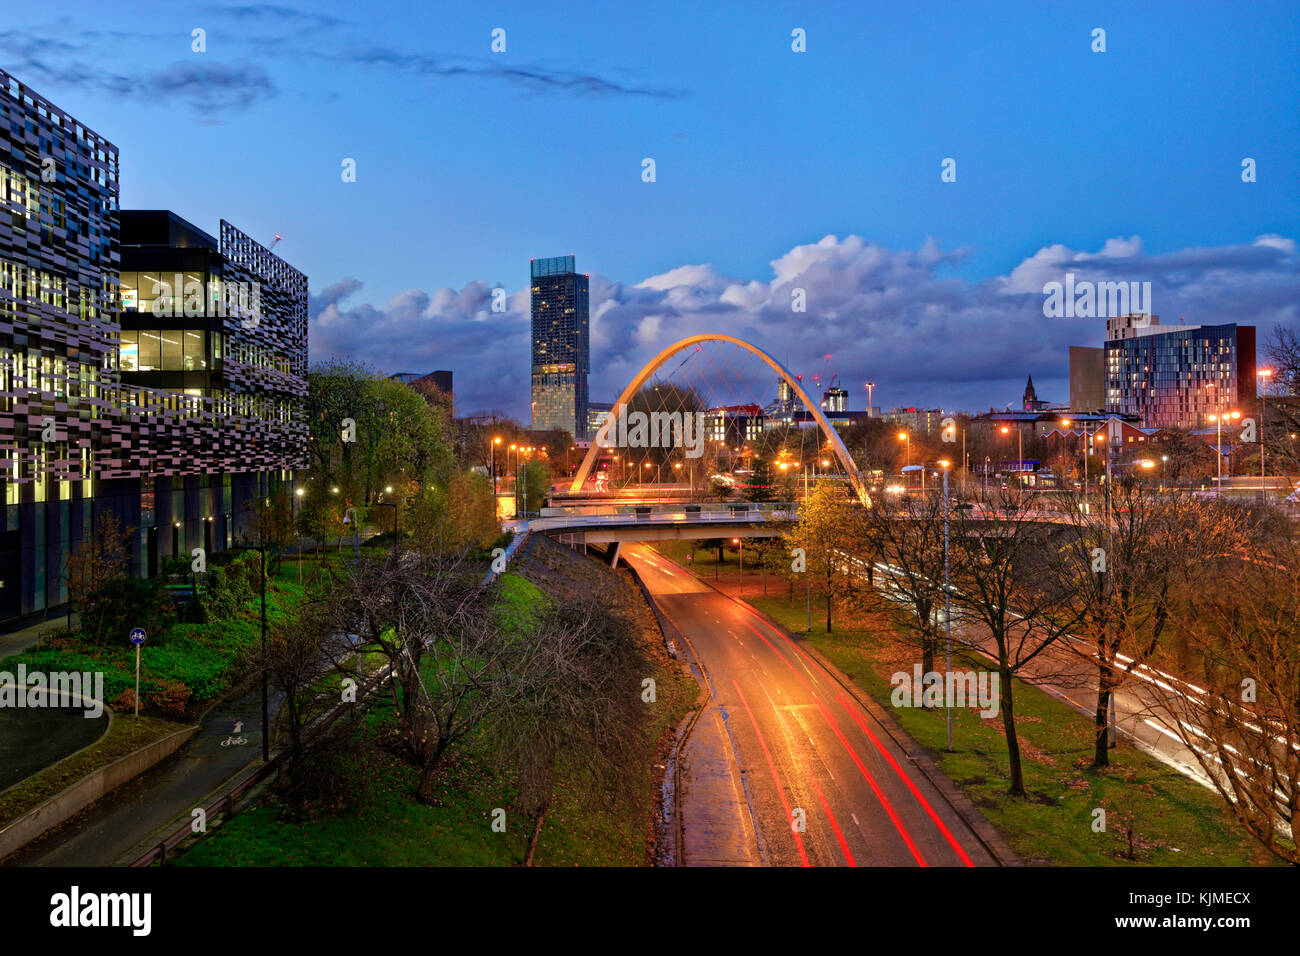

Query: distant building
[1021,375,1052,412]
[821,387,848,412]
[586,401,614,437]
[883,408,946,436]
[530,255,589,440]
[1069,346,1105,412]
[1105,322,1256,428]
[706,404,764,447]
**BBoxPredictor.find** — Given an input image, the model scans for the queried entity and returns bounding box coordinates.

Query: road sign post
[129,628,147,718]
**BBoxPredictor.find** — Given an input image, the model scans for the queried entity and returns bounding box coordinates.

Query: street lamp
[1259,368,1274,501]
[935,459,954,751]
[1000,424,1023,490]
[293,487,304,586]
[898,431,910,487]
[230,544,270,763]
[491,436,502,491]
[1207,410,1240,489]
[733,537,742,595]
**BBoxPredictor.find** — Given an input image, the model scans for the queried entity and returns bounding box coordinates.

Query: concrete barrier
[0,723,198,862]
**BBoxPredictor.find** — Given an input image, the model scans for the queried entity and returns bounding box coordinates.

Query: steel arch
[569,333,870,505]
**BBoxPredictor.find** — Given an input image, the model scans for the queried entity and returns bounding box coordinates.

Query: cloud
[310,234,1300,420]
[334,47,684,100]
[0,30,276,115]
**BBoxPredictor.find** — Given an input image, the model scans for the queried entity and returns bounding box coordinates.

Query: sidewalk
[0,610,78,663]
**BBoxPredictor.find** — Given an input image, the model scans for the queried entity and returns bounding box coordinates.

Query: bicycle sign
[220,735,249,748]
[129,628,146,645]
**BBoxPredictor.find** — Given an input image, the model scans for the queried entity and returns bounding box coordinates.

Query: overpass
[529,502,795,566]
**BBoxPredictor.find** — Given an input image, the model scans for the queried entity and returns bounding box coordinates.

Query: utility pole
[942,461,953,752]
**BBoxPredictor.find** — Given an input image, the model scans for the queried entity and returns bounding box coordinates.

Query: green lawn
[652,542,1282,867]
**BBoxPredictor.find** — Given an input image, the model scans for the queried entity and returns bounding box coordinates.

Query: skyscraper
[530,255,589,439]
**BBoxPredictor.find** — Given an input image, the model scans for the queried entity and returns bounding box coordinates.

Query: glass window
[184,329,205,370]
[161,330,183,370]
[120,271,137,310]
[119,329,138,370]
[138,329,161,370]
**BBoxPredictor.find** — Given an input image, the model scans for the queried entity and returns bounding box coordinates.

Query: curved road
[624,544,996,867]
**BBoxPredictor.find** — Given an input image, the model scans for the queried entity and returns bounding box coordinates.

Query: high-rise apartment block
[529,255,589,440]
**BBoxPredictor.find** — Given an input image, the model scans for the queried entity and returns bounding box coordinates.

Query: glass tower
[530,255,589,439]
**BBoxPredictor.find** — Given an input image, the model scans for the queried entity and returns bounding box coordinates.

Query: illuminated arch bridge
[569,333,870,506]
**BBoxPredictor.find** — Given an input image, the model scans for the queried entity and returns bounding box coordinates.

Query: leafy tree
[745,457,777,502]
[65,512,132,641]
[784,481,863,633]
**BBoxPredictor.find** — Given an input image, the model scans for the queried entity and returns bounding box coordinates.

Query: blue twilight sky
[4,1,1298,418]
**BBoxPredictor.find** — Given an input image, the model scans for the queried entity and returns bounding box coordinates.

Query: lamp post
[231,544,269,763]
[938,459,953,752]
[376,491,397,560]
[1000,424,1023,490]
[491,436,502,492]
[293,487,304,586]
[733,537,742,595]
[1259,368,1274,501]
[342,507,360,570]
[898,431,910,489]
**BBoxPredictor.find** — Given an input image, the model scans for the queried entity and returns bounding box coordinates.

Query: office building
[530,255,589,440]
[1105,322,1256,428]
[0,69,307,622]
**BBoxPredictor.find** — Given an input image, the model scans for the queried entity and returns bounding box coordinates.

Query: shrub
[146,678,192,717]
[83,577,176,647]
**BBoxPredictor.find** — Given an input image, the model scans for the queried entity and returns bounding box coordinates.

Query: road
[622,543,997,867]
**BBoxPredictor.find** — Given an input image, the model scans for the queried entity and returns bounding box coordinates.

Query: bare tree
[862,489,949,686]
[1052,483,1248,766]
[949,490,1085,796]
[488,593,647,865]
[1147,531,1300,864]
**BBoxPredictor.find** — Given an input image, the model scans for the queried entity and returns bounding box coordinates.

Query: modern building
[529,255,589,440]
[821,387,848,412]
[1069,346,1106,412]
[586,401,614,438]
[1105,321,1256,428]
[0,69,307,623]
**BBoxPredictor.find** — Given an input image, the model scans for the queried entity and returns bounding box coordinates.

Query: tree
[1052,484,1247,766]
[488,592,645,865]
[862,489,949,683]
[784,481,863,633]
[1147,532,1300,864]
[949,491,1085,796]
[65,512,132,641]
[745,457,777,502]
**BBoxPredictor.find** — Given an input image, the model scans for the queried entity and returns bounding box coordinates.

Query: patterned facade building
[0,69,307,622]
